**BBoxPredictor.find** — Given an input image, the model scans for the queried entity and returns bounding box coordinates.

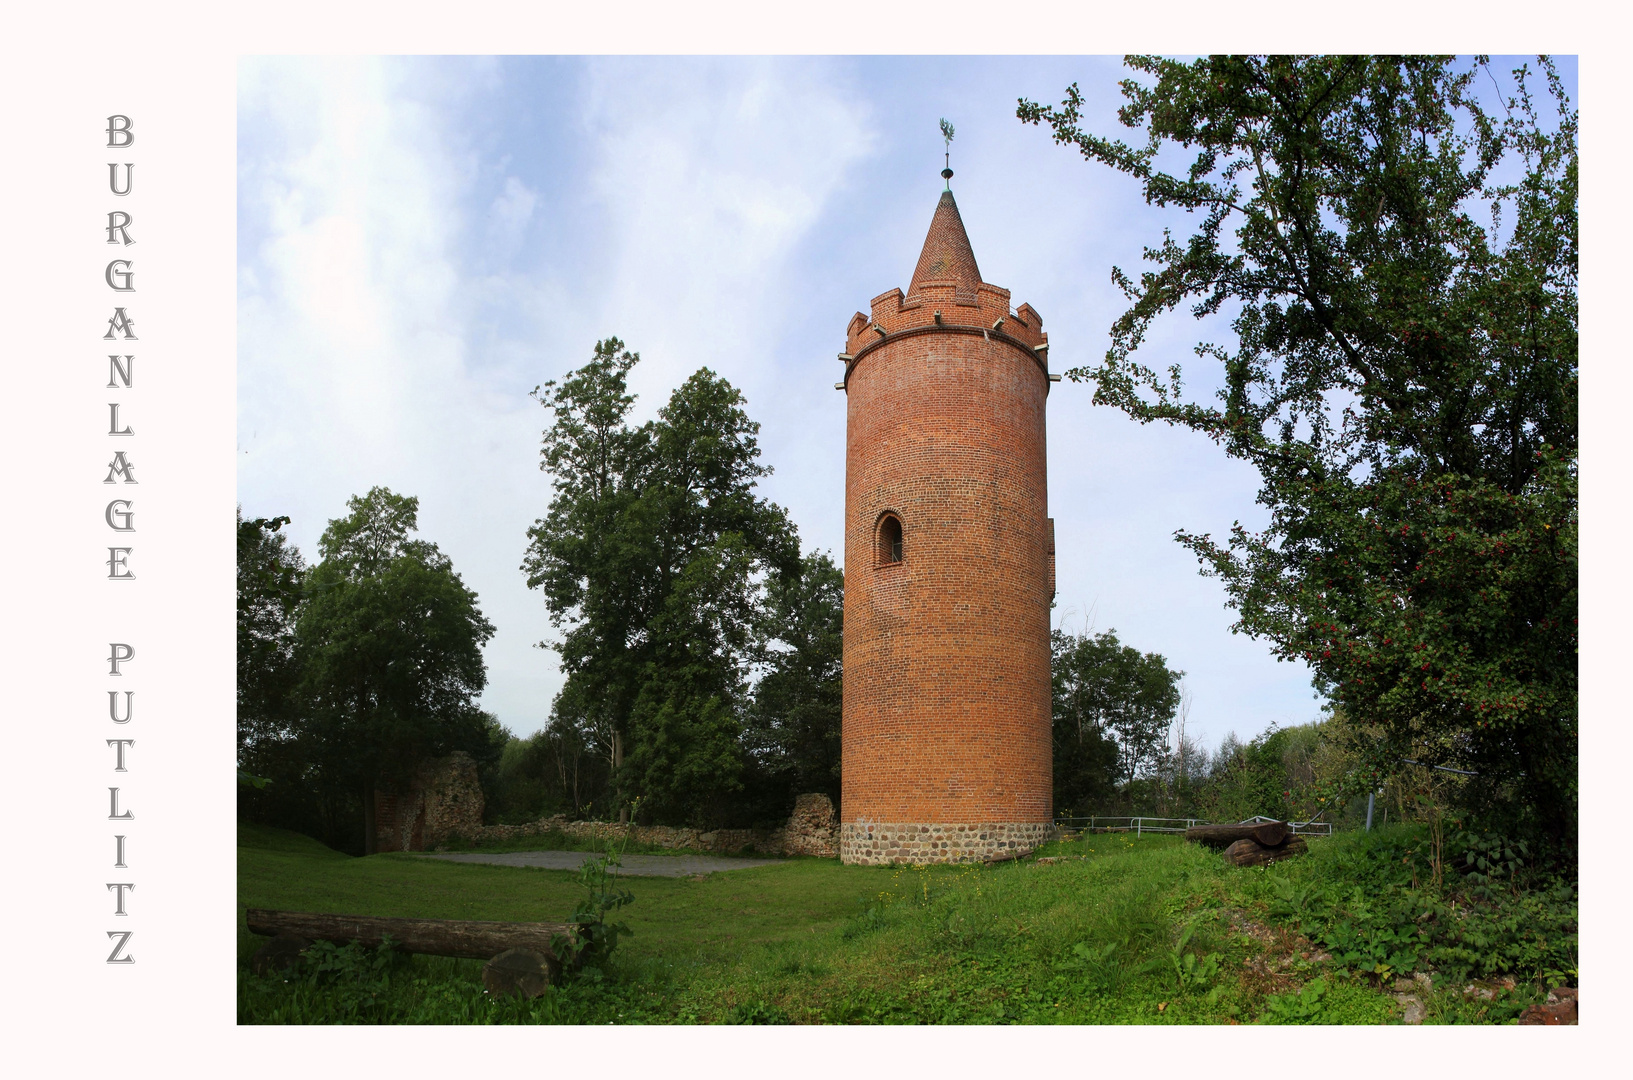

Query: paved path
[408,850,784,877]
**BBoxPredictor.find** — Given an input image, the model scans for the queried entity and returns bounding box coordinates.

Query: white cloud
[573,57,876,412]
[239,57,558,731]
[486,176,538,261]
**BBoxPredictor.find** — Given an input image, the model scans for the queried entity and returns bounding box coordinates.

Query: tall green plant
[553,815,638,978]
[1052,627,1183,800]
[744,551,845,809]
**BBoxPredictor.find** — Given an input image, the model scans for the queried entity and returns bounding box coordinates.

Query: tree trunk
[1184,821,1289,849]
[245,909,575,962]
[362,781,377,855]
[1222,836,1308,867]
[614,730,628,825]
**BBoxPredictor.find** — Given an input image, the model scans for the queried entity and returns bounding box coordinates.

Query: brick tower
[837,179,1056,865]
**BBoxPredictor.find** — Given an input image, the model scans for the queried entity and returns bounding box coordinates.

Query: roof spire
[939,117,955,190]
[908,190,981,299]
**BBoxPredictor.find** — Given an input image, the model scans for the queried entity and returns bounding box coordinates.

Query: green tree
[237,508,305,765]
[298,486,497,852]
[1021,56,1577,845]
[483,721,609,825]
[1198,729,1288,827]
[237,509,314,829]
[1052,628,1184,800]
[1195,724,1332,826]
[744,551,845,810]
[523,339,799,826]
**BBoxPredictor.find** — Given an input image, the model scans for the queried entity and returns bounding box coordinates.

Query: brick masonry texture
[839,189,1054,865]
[839,820,1055,865]
[908,190,982,296]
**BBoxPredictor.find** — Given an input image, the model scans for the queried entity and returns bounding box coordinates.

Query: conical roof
[908,189,981,297]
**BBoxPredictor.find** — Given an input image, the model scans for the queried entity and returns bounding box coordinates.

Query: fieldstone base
[840,820,1053,865]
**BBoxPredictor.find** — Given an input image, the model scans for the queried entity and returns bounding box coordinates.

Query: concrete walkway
[408,850,784,877]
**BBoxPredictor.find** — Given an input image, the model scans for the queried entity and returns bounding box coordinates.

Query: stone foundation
[840,820,1054,865]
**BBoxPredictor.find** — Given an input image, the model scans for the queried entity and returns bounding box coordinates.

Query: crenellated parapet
[840,283,1049,386]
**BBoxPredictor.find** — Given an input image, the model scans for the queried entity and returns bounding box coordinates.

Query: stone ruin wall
[376,763,839,859]
[374,751,485,854]
[468,792,837,858]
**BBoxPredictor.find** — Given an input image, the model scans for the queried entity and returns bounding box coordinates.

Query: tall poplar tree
[744,551,845,810]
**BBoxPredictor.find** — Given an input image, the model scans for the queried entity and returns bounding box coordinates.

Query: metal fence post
[1365,791,1375,832]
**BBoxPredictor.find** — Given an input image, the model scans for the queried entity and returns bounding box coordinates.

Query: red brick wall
[840,272,1054,839]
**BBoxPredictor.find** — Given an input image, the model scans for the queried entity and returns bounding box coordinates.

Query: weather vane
[939,117,955,189]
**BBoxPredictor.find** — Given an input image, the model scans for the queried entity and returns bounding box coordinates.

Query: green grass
[238,822,1570,1025]
[238,823,862,959]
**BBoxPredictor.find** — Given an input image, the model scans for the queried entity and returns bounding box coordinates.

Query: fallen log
[1184,821,1290,849]
[245,909,575,963]
[1222,835,1308,867]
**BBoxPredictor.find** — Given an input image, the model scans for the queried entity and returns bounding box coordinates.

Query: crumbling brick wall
[374,751,484,853]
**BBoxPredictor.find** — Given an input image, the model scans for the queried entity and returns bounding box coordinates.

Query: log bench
[1182,821,1309,866]
[245,908,578,996]
[1183,821,1289,849]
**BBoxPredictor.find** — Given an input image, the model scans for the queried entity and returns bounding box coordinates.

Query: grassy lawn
[238,823,879,967]
[238,822,1571,1025]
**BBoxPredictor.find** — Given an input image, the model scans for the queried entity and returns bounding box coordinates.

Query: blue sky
[237,55,1576,754]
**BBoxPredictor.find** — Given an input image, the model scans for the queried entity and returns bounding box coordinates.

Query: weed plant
[1245,824,1577,990]
[552,827,637,976]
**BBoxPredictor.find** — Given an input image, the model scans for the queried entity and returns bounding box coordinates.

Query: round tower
[837,183,1056,865]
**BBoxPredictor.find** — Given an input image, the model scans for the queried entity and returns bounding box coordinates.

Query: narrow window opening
[877,514,903,565]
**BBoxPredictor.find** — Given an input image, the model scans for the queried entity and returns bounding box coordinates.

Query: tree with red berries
[1021,56,1576,847]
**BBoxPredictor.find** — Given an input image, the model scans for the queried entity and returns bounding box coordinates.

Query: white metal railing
[1055,814,1334,838]
[1054,816,1203,837]
[1239,814,1333,837]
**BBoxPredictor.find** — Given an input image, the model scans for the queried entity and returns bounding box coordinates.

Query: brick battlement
[844,285,1047,360]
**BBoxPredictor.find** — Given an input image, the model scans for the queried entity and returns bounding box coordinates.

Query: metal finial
[939,117,955,189]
